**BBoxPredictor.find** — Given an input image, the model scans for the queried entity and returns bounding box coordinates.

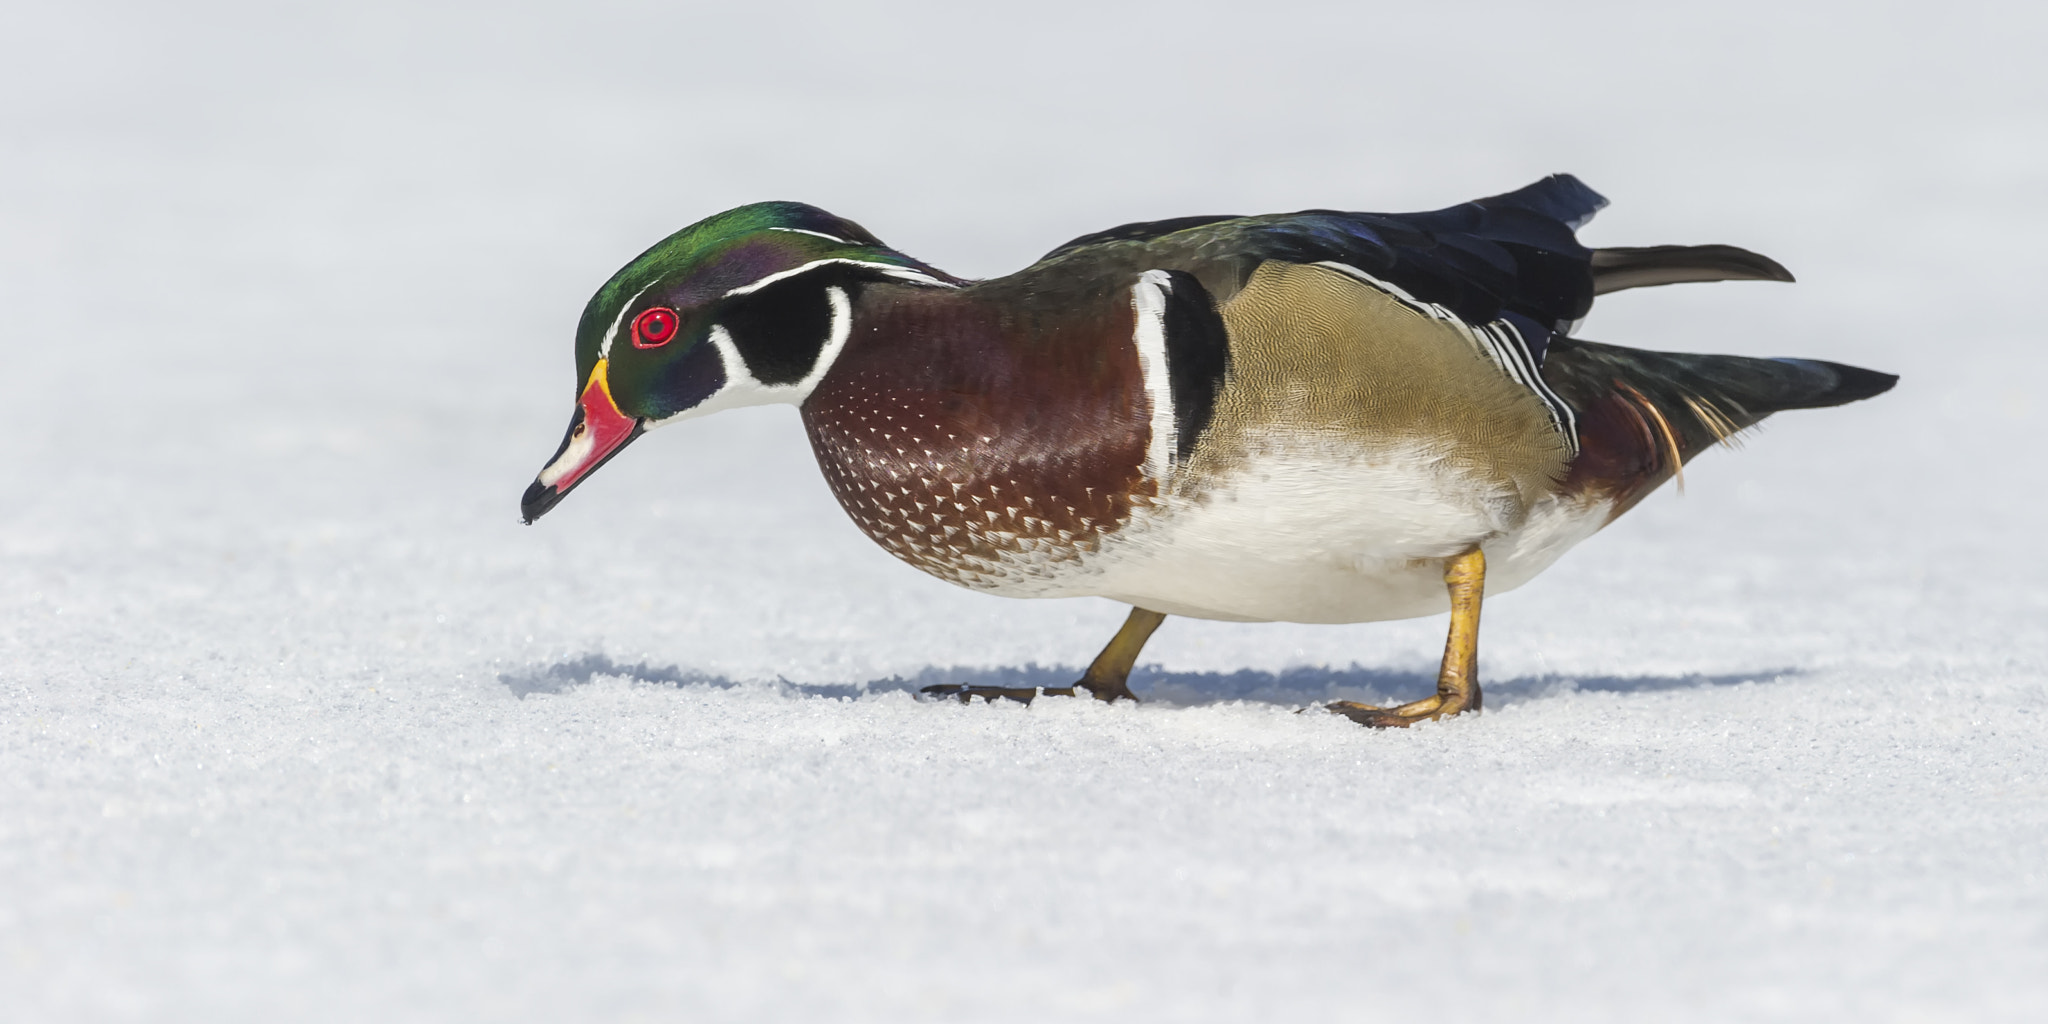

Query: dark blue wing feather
[1043,175,1609,341]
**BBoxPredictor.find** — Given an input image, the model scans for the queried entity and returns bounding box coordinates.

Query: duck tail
[1590,245,1796,295]
[1541,337,1896,507]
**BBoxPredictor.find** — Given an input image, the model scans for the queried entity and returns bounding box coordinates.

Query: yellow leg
[920,606,1166,705]
[1052,606,1167,703]
[1328,547,1486,728]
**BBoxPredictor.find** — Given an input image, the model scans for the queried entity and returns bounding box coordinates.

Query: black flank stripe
[716,273,843,386]
[1159,270,1231,463]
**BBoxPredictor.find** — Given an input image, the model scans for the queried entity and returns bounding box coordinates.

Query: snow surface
[4,1,2047,1020]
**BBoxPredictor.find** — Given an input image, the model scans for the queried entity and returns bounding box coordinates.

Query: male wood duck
[520,175,1894,728]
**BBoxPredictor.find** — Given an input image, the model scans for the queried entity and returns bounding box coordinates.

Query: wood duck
[520,175,1894,728]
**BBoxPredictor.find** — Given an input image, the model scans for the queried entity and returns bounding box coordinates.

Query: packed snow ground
[4,2,2046,1020]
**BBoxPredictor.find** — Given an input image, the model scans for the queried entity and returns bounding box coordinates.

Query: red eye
[632,307,679,348]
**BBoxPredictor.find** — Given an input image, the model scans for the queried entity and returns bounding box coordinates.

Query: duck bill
[521,358,644,524]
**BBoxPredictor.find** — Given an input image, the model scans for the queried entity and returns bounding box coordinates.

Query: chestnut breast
[800,282,1153,592]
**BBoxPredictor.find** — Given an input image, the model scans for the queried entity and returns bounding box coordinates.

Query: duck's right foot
[1325,694,1468,728]
[1327,547,1487,730]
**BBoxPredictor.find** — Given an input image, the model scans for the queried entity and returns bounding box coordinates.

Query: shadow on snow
[499,652,1799,709]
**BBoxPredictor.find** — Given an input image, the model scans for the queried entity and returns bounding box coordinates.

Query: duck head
[520,202,956,524]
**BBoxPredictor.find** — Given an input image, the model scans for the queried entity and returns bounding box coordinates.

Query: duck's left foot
[914,607,1168,710]
[1070,607,1165,703]
[917,684,1042,705]
[911,682,1116,704]
[1328,547,1487,730]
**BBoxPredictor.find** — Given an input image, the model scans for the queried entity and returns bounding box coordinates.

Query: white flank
[1086,437,1523,621]
[1079,435,1612,623]
[1129,270,1177,480]
[943,429,1617,621]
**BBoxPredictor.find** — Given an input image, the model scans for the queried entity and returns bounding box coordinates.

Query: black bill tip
[521,480,563,524]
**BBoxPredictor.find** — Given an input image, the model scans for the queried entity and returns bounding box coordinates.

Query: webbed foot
[1328,547,1487,729]
[917,606,1165,709]
[1325,692,1474,728]
[1068,607,1162,703]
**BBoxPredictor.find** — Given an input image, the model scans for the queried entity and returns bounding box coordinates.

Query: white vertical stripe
[795,286,853,395]
[1130,270,1178,481]
[705,324,748,386]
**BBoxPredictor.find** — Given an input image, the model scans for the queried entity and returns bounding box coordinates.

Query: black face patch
[646,339,727,419]
[1157,270,1230,463]
[716,274,843,386]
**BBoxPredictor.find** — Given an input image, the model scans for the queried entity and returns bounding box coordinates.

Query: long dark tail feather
[1762,359,1899,408]
[1591,245,1796,295]
[1542,337,1896,511]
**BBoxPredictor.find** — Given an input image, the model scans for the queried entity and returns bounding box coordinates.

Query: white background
[3,1,2044,1020]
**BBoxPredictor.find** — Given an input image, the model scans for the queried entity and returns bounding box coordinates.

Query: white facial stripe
[607,258,942,362]
[720,258,954,299]
[645,285,855,428]
[596,281,659,361]
[768,226,856,244]
[706,324,748,388]
[1309,260,1579,455]
[1130,270,1177,481]
[796,285,853,394]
